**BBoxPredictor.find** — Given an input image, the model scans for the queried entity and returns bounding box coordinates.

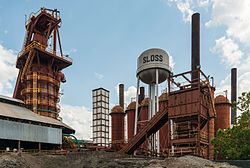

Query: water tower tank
[137,48,171,84]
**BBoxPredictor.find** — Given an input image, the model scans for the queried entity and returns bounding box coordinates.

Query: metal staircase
[119,107,168,154]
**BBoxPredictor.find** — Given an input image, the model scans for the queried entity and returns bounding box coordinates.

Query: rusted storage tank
[159,92,168,152]
[215,95,231,133]
[126,101,136,141]
[110,105,125,150]
[138,98,149,134]
[139,98,150,122]
[138,98,149,150]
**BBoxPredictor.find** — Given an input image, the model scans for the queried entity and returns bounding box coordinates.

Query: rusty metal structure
[126,101,136,142]
[159,92,168,152]
[110,105,125,150]
[120,102,168,154]
[215,95,231,133]
[231,68,237,125]
[191,13,200,83]
[167,69,215,159]
[110,84,125,150]
[137,98,150,152]
[13,8,72,119]
[166,13,215,159]
[120,13,216,160]
[119,84,125,109]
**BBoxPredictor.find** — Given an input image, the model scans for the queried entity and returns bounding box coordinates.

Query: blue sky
[0,0,249,139]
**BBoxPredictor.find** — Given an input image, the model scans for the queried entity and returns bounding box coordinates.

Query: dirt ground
[0,151,238,168]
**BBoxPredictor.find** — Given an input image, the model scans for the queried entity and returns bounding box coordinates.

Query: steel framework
[167,68,215,159]
[13,8,72,119]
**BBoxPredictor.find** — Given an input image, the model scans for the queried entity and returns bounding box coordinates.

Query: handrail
[21,88,58,97]
[27,74,60,86]
[25,99,56,107]
[120,107,168,154]
[18,41,73,63]
[25,8,60,26]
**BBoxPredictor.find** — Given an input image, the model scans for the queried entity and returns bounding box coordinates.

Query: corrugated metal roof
[0,100,75,134]
[0,95,24,104]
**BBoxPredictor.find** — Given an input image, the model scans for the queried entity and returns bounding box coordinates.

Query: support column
[148,84,152,151]
[38,142,41,151]
[134,78,140,135]
[156,69,160,154]
[18,140,21,152]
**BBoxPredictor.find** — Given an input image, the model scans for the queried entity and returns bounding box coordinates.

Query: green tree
[212,92,250,160]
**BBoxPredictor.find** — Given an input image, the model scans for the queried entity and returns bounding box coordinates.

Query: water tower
[134,48,171,154]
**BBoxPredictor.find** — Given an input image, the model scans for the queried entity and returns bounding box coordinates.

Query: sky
[0,0,250,140]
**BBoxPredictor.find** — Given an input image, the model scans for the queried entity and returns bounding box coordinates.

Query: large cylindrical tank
[138,98,150,150]
[215,95,231,133]
[137,48,171,84]
[126,101,136,141]
[22,65,61,119]
[110,105,125,149]
[159,92,169,152]
[139,98,150,121]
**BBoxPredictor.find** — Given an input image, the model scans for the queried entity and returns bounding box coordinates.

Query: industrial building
[0,8,75,151]
[0,95,74,151]
[0,7,236,161]
[92,88,110,147]
[110,13,235,160]
[13,7,72,119]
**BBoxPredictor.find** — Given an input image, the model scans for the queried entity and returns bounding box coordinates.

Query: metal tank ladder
[21,49,35,82]
[119,107,168,154]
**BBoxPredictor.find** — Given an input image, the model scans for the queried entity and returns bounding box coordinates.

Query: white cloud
[0,44,18,96]
[168,0,194,22]
[3,30,8,34]
[206,0,250,46]
[167,0,211,22]
[197,0,210,7]
[211,36,243,67]
[115,84,136,107]
[94,72,104,80]
[206,0,250,100]
[238,72,250,94]
[60,104,92,140]
[169,55,175,70]
[124,86,137,105]
[215,74,231,97]
[168,0,250,107]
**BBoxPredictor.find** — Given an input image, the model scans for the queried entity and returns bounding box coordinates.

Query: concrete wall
[0,119,62,144]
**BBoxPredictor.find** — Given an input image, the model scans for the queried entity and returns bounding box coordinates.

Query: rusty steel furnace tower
[13,8,72,119]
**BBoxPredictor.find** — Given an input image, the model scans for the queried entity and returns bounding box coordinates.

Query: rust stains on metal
[215,95,231,133]
[191,13,200,83]
[231,68,237,125]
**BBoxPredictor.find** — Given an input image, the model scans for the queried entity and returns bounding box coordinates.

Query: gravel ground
[0,152,238,168]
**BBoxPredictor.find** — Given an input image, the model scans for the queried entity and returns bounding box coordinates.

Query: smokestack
[119,84,124,109]
[191,13,200,83]
[231,68,237,125]
[139,87,145,104]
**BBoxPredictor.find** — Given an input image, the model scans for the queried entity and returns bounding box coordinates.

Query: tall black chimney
[231,68,237,124]
[119,84,124,109]
[139,87,145,104]
[191,13,200,83]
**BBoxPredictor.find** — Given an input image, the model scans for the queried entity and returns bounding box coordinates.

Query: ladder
[21,50,34,82]
[32,72,38,113]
